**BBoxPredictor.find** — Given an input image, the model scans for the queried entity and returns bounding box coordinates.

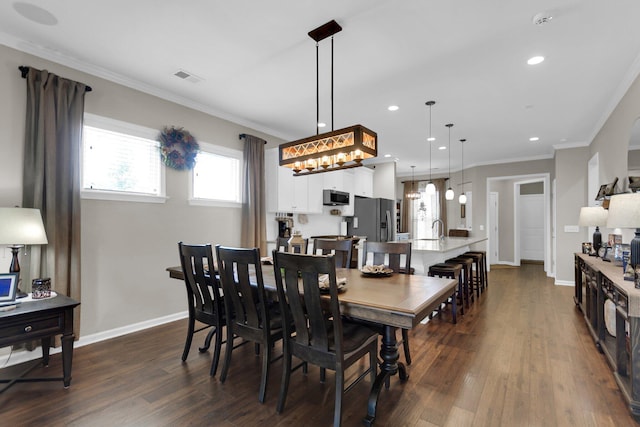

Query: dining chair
[215,244,284,403]
[360,241,413,365]
[276,236,308,253]
[177,242,226,377]
[312,238,353,268]
[272,250,378,427]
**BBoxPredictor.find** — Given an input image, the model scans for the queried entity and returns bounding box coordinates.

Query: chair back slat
[273,251,344,356]
[362,241,412,274]
[312,238,353,268]
[216,245,269,337]
[178,242,222,316]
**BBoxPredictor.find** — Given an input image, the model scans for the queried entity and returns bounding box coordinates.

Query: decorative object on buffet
[445,123,455,200]
[287,231,305,253]
[606,193,640,288]
[0,207,48,298]
[32,277,51,299]
[629,176,640,192]
[578,206,608,256]
[459,139,467,205]
[425,101,436,195]
[158,126,199,170]
[278,20,377,176]
[407,166,421,200]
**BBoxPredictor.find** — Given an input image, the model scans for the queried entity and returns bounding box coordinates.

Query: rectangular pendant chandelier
[279,124,377,176]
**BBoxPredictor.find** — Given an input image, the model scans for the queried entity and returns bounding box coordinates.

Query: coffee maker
[276,213,293,238]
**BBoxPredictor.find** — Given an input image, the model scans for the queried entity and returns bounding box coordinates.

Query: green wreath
[158,126,199,170]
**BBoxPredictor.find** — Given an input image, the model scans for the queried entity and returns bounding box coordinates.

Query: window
[410,182,440,239]
[81,114,166,203]
[190,142,242,206]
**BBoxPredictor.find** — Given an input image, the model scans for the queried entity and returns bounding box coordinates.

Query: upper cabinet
[352,167,374,198]
[265,148,322,213]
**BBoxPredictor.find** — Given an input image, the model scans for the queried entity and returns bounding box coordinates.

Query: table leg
[61,332,75,388]
[363,325,408,426]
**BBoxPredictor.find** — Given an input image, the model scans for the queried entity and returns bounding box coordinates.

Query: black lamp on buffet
[578,206,608,256]
[0,207,48,298]
[606,193,640,288]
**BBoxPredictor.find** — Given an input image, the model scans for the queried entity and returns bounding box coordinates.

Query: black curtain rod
[19,66,93,92]
[238,133,267,144]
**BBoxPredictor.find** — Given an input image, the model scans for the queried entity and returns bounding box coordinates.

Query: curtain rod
[238,133,267,144]
[19,66,93,92]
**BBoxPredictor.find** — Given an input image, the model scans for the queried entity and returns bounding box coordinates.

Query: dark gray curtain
[22,67,88,338]
[240,134,267,253]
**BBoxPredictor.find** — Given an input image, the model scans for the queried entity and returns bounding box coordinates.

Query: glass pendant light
[445,123,454,200]
[425,101,436,195]
[459,138,467,204]
[407,165,421,200]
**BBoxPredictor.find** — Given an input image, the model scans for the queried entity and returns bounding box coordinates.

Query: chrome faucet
[432,219,445,241]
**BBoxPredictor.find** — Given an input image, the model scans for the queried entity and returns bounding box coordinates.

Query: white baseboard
[554,279,574,287]
[0,310,189,368]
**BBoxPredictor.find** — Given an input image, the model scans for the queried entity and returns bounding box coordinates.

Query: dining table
[166,263,457,425]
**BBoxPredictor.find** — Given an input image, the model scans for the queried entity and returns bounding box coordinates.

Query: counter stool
[459,253,483,298]
[445,257,473,308]
[428,263,461,322]
[466,250,488,291]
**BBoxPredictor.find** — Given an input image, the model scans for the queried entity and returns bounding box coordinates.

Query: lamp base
[593,227,602,257]
[8,244,27,299]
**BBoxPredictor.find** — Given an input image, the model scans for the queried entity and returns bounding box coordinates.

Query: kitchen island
[398,236,488,275]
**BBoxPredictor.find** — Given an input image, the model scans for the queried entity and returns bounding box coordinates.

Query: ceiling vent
[173,69,203,83]
[532,12,553,26]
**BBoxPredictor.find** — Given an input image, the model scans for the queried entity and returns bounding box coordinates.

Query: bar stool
[459,252,483,298]
[466,250,488,291]
[428,263,461,321]
[445,257,473,308]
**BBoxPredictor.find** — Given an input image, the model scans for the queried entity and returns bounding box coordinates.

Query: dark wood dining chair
[272,250,378,427]
[276,236,308,253]
[177,242,226,377]
[215,245,284,403]
[360,241,414,365]
[312,238,353,268]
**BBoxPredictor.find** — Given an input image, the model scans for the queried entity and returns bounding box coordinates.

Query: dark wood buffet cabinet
[574,253,640,415]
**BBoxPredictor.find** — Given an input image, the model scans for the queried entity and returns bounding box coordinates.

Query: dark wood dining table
[166,264,457,425]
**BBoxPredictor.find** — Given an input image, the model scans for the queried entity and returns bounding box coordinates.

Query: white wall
[0,44,284,338]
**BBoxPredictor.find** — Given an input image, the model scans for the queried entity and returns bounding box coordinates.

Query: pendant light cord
[316,42,319,135]
[331,36,334,131]
[429,105,432,182]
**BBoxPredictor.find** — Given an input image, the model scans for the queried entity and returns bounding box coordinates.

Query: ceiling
[2,0,640,177]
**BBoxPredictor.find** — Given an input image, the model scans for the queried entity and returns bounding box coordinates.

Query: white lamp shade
[425,182,436,195]
[459,193,467,204]
[445,188,454,200]
[0,208,48,245]
[606,194,640,228]
[578,206,608,227]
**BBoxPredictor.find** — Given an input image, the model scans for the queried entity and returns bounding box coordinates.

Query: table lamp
[606,194,640,288]
[578,206,608,256]
[0,207,48,297]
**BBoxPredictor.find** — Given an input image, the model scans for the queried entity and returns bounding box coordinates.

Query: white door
[519,194,544,261]
[489,192,499,264]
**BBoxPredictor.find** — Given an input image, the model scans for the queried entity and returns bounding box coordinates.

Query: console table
[0,293,80,392]
[574,253,640,415]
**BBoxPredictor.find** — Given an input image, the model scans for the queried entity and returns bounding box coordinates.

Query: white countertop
[398,236,487,253]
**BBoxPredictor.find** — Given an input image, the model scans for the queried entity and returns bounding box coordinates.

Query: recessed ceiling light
[388,105,399,111]
[527,56,545,65]
[13,2,58,25]
[529,137,540,142]
[427,137,435,142]
[384,154,391,158]
[317,122,326,128]
[438,146,446,150]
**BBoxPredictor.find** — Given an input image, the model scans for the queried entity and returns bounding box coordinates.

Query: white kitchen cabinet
[352,167,374,197]
[323,170,346,191]
[265,148,322,214]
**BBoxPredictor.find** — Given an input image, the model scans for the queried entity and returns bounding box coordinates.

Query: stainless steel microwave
[323,189,350,206]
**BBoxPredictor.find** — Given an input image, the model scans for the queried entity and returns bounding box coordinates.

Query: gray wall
[0,44,284,337]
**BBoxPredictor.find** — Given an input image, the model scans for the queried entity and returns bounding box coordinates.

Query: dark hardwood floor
[1,264,638,426]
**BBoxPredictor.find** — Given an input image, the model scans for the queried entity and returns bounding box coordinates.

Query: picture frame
[629,176,640,192]
[0,272,19,305]
[596,177,619,200]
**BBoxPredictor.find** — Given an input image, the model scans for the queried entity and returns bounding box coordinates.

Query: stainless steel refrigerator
[347,197,395,242]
